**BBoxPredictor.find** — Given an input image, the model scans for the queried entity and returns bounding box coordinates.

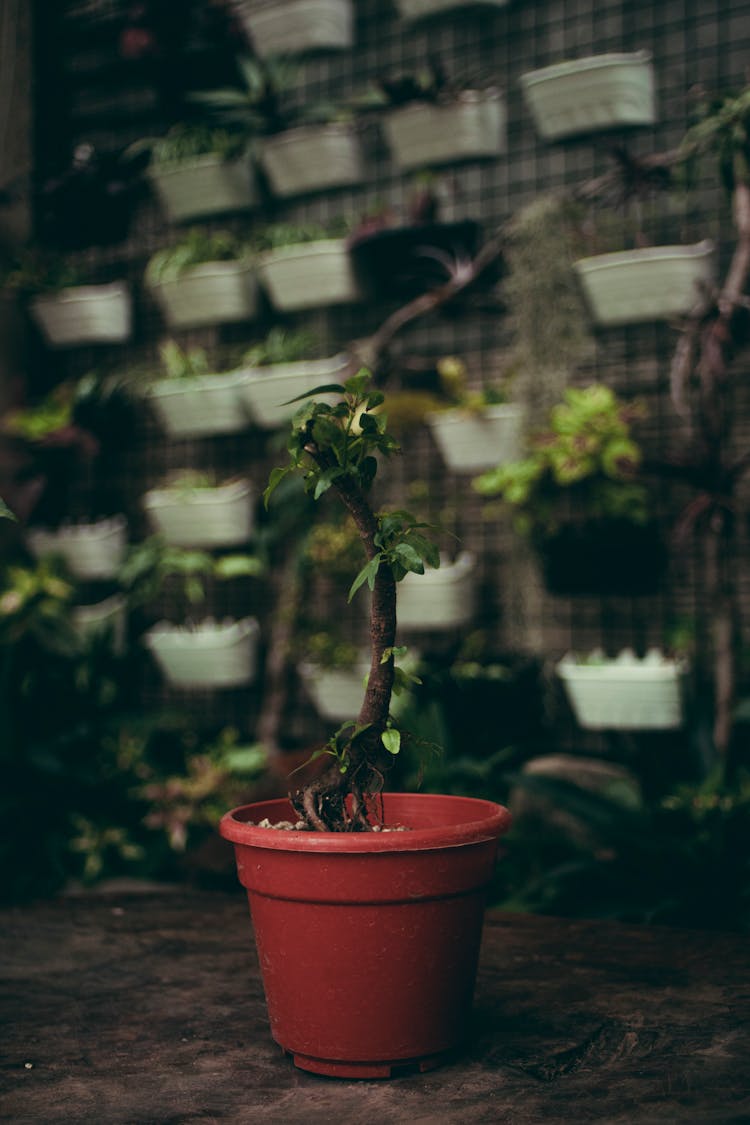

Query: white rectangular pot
[29,282,132,347]
[397,551,476,632]
[520,51,656,141]
[147,372,250,438]
[395,0,508,17]
[574,240,716,326]
[231,0,353,57]
[148,154,259,224]
[384,93,506,171]
[556,651,686,731]
[298,659,371,722]
[238,353,349,429]
[143,479,255,547]
[260,124,363,198]
[148,262,259,329]
[426,404,522,473]
[145,617,260,689]
[27,516,128,580]
[71,594,127,654]
[258,239,361,311]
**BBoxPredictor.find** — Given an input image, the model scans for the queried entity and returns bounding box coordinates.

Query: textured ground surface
[2,889,749,1124]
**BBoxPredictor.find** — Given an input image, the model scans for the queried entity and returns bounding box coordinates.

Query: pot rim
[220,791,511,853]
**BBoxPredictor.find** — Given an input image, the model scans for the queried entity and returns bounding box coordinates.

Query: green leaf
[0,498,17,521]
[222,744,268,773]
[263,465,290,508]
[283,382,346,405]
[393,542,425,573]
[381,727,401,755]
[213,555,264,579]
[348,553,381,601]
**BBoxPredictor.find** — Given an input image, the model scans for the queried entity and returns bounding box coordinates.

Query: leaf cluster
[474,384,649,536]
[240,327,319,367]
[145,229,252,285]
[253,218,352,253]
[118,536,263,611]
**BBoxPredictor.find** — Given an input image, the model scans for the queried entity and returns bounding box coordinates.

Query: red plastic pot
[219,792,512,1078]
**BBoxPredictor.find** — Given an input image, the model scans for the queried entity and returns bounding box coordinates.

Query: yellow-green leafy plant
[474,384,648,538]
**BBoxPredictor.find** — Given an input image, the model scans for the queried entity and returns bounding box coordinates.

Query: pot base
[285,1046,450,1078]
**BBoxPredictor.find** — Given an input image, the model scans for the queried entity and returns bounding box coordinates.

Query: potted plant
[424,355,522,474]
[121,537,263,689]
[371,63,506,172]
[146,341,250,439]
[235,328,350,429]
[144,228,259,330]
[394,0,509,19]
[27,515,128,581]
[229,0,354,59]
[473,384,667,596]
[567,146,717,325]
[4,251,133,348]
[255,221,362,311]
[347,180,490,302]
[556,648,687,731]
[574,237,716,326]
[520,50,656,142]
[219,370,512,1077]
[140,124,259,224]
[187,54,364,199]
[143,471,256,548]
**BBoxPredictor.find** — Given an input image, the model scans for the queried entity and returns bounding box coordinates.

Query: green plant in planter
[239,327,320,367]
[137,123,249,168]
[0,557,77,653]
[119,535,263,615]
[1,248,81,296]
[157,340,211,380]
[475,384,647,535]
[189,54,352,138]
[253,218,352,253]
[264,369,439,830]
[145,228,253,286]
[474,384,663,596]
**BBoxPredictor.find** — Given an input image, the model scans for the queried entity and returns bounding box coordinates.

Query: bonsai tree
[264,369,439,831]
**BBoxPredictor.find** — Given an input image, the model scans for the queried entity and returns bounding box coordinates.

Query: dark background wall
[10,0,750,751]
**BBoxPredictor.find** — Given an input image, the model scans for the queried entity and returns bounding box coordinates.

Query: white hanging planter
[426,404,522,473]
[520,51,656,141]
[397,551,477,633]
[257,239,361,312]
[29,282,132,347]
[556,649,687,731]
[147,261,259,330]
[260,124,364,199]
[231,0,353,58]
[71,594,127,654]
[395,0,509,18]
[148,153,259,224]
[144,617,260,689]
[147,371,250,438]
[298,658,371,722]
[27,516,128,580]
[143,478,255,547]
[383,92,506,171]
[238,353,349,429]
[574,240,716,326]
